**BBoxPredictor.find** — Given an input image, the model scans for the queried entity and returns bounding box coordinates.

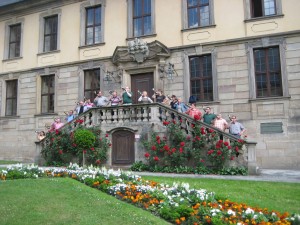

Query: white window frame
[247,37,288,99]
[3,18,24,60]
[80,0,106,47]
[182,0,215,30]
[38,9,61,54]
[127,0,156,38]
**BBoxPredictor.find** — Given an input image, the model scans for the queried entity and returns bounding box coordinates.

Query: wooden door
[131,73,154,104]
[112,130,135,165]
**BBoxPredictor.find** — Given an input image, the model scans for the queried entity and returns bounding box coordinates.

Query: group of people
[151,91,246,139]
[36,87,246,141]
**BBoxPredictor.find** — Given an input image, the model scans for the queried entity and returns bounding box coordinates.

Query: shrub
[41,124,110,167]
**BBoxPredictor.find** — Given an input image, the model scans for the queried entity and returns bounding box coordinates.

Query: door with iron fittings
[112,130,135,165]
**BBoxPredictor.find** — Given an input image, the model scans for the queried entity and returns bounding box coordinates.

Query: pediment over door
[112,39,171,64]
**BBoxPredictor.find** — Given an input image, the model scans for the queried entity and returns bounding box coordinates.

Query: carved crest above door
[112,39,170,64]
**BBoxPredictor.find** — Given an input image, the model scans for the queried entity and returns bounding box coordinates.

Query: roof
[0,0,24,7]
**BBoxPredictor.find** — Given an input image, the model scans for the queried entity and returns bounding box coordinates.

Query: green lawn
[1,176,299,225]
[0,160,20,165]
[143,176,300,214]
[0,178,170,225]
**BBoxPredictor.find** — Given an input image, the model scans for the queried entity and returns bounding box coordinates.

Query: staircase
[37,103,258,174]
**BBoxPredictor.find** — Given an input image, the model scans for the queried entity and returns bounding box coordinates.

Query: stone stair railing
[37,103,258,174]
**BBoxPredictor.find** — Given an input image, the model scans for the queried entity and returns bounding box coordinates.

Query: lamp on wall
[159,63,177,80]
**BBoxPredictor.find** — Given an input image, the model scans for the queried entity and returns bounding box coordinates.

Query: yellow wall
[1,0,300,73]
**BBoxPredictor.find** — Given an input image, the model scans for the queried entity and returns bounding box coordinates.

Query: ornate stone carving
[127,38,149,63]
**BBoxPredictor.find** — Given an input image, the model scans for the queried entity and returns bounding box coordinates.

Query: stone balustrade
[37,103,258,174]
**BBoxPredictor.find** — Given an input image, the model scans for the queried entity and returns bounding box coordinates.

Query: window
[84,69,100,102]
[80,0,105,46]
[244,0,282,20]
[182,0,214,29]
[251,0,276,18]
[127,0,154,38]
[187,0,210,28]
[44,15,58,52]
[85,6,102,45]
[5,80,18,116]
[3,19,24,60]
[8,24,21,59]
[254,47,282,98]
[41,75,55,113]
[133,0,152,37]
[189,55,213,101]
[38,10,61,53]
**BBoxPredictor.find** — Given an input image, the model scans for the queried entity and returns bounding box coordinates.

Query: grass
[143,176,300,214]
[0,160,20,165]
[0,178,170,225]
[1,176,299,225]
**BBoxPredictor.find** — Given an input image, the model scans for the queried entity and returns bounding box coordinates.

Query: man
[213,114,228,140]
[122,86,133,105]
[152,89,166,104]
[109,91,122,106]
[202,106,216,125]
[75,101,87,115]
[228,115,245,139]
[186,103,202,120]
[94,90,108,107]
[176,97,189,113]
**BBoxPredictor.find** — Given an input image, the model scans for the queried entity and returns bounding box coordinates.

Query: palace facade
[0,0,300,169]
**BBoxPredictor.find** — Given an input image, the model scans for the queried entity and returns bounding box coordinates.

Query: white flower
[245,208,254,214]
[227,209,236,216]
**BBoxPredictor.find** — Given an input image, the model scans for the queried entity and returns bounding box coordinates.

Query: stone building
[0,0,299,169]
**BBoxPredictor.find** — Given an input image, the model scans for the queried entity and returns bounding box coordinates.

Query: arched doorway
[112,130,135,165]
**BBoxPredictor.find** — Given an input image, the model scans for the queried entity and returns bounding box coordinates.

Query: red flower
[144,152,150,158]
[216,144,221,149]
[172,120,176,124]
[83,150,87,154]
[191,124,195,128]
[200,159,205,163]
[157,139,161,144]
[96,159,101,165]
[179,119,183,123]
[217,150,222,155]
[180,142,185,147]
[153,156,159,161]
[105,133,109,137]
[196,136,201,141]
[90,147,95,151]
[194,114,201,121]
[224,141,229,146]
[186,136,191,140]
[218,140,223,144]
[208,129,214,133]
[55,130,59,135]
[179,147,183,153]
[228,146,232,149]
[172,148,176,153]
[163,145,170,151]
[58,150,63,155]
[151,145,157,151]
[207,150,214,155]
[235,146,239,152]
[163,121,170,126]
[156,136,160,140]
[109,143,112,147]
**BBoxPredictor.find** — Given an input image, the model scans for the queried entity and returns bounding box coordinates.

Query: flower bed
[0,163,299,225]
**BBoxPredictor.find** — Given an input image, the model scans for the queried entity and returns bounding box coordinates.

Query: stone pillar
[246,141,259,175]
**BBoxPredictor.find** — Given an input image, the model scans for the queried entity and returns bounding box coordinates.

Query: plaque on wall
[260,122,283,134]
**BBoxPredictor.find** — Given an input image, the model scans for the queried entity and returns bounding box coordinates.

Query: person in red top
[186,103,202,120]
